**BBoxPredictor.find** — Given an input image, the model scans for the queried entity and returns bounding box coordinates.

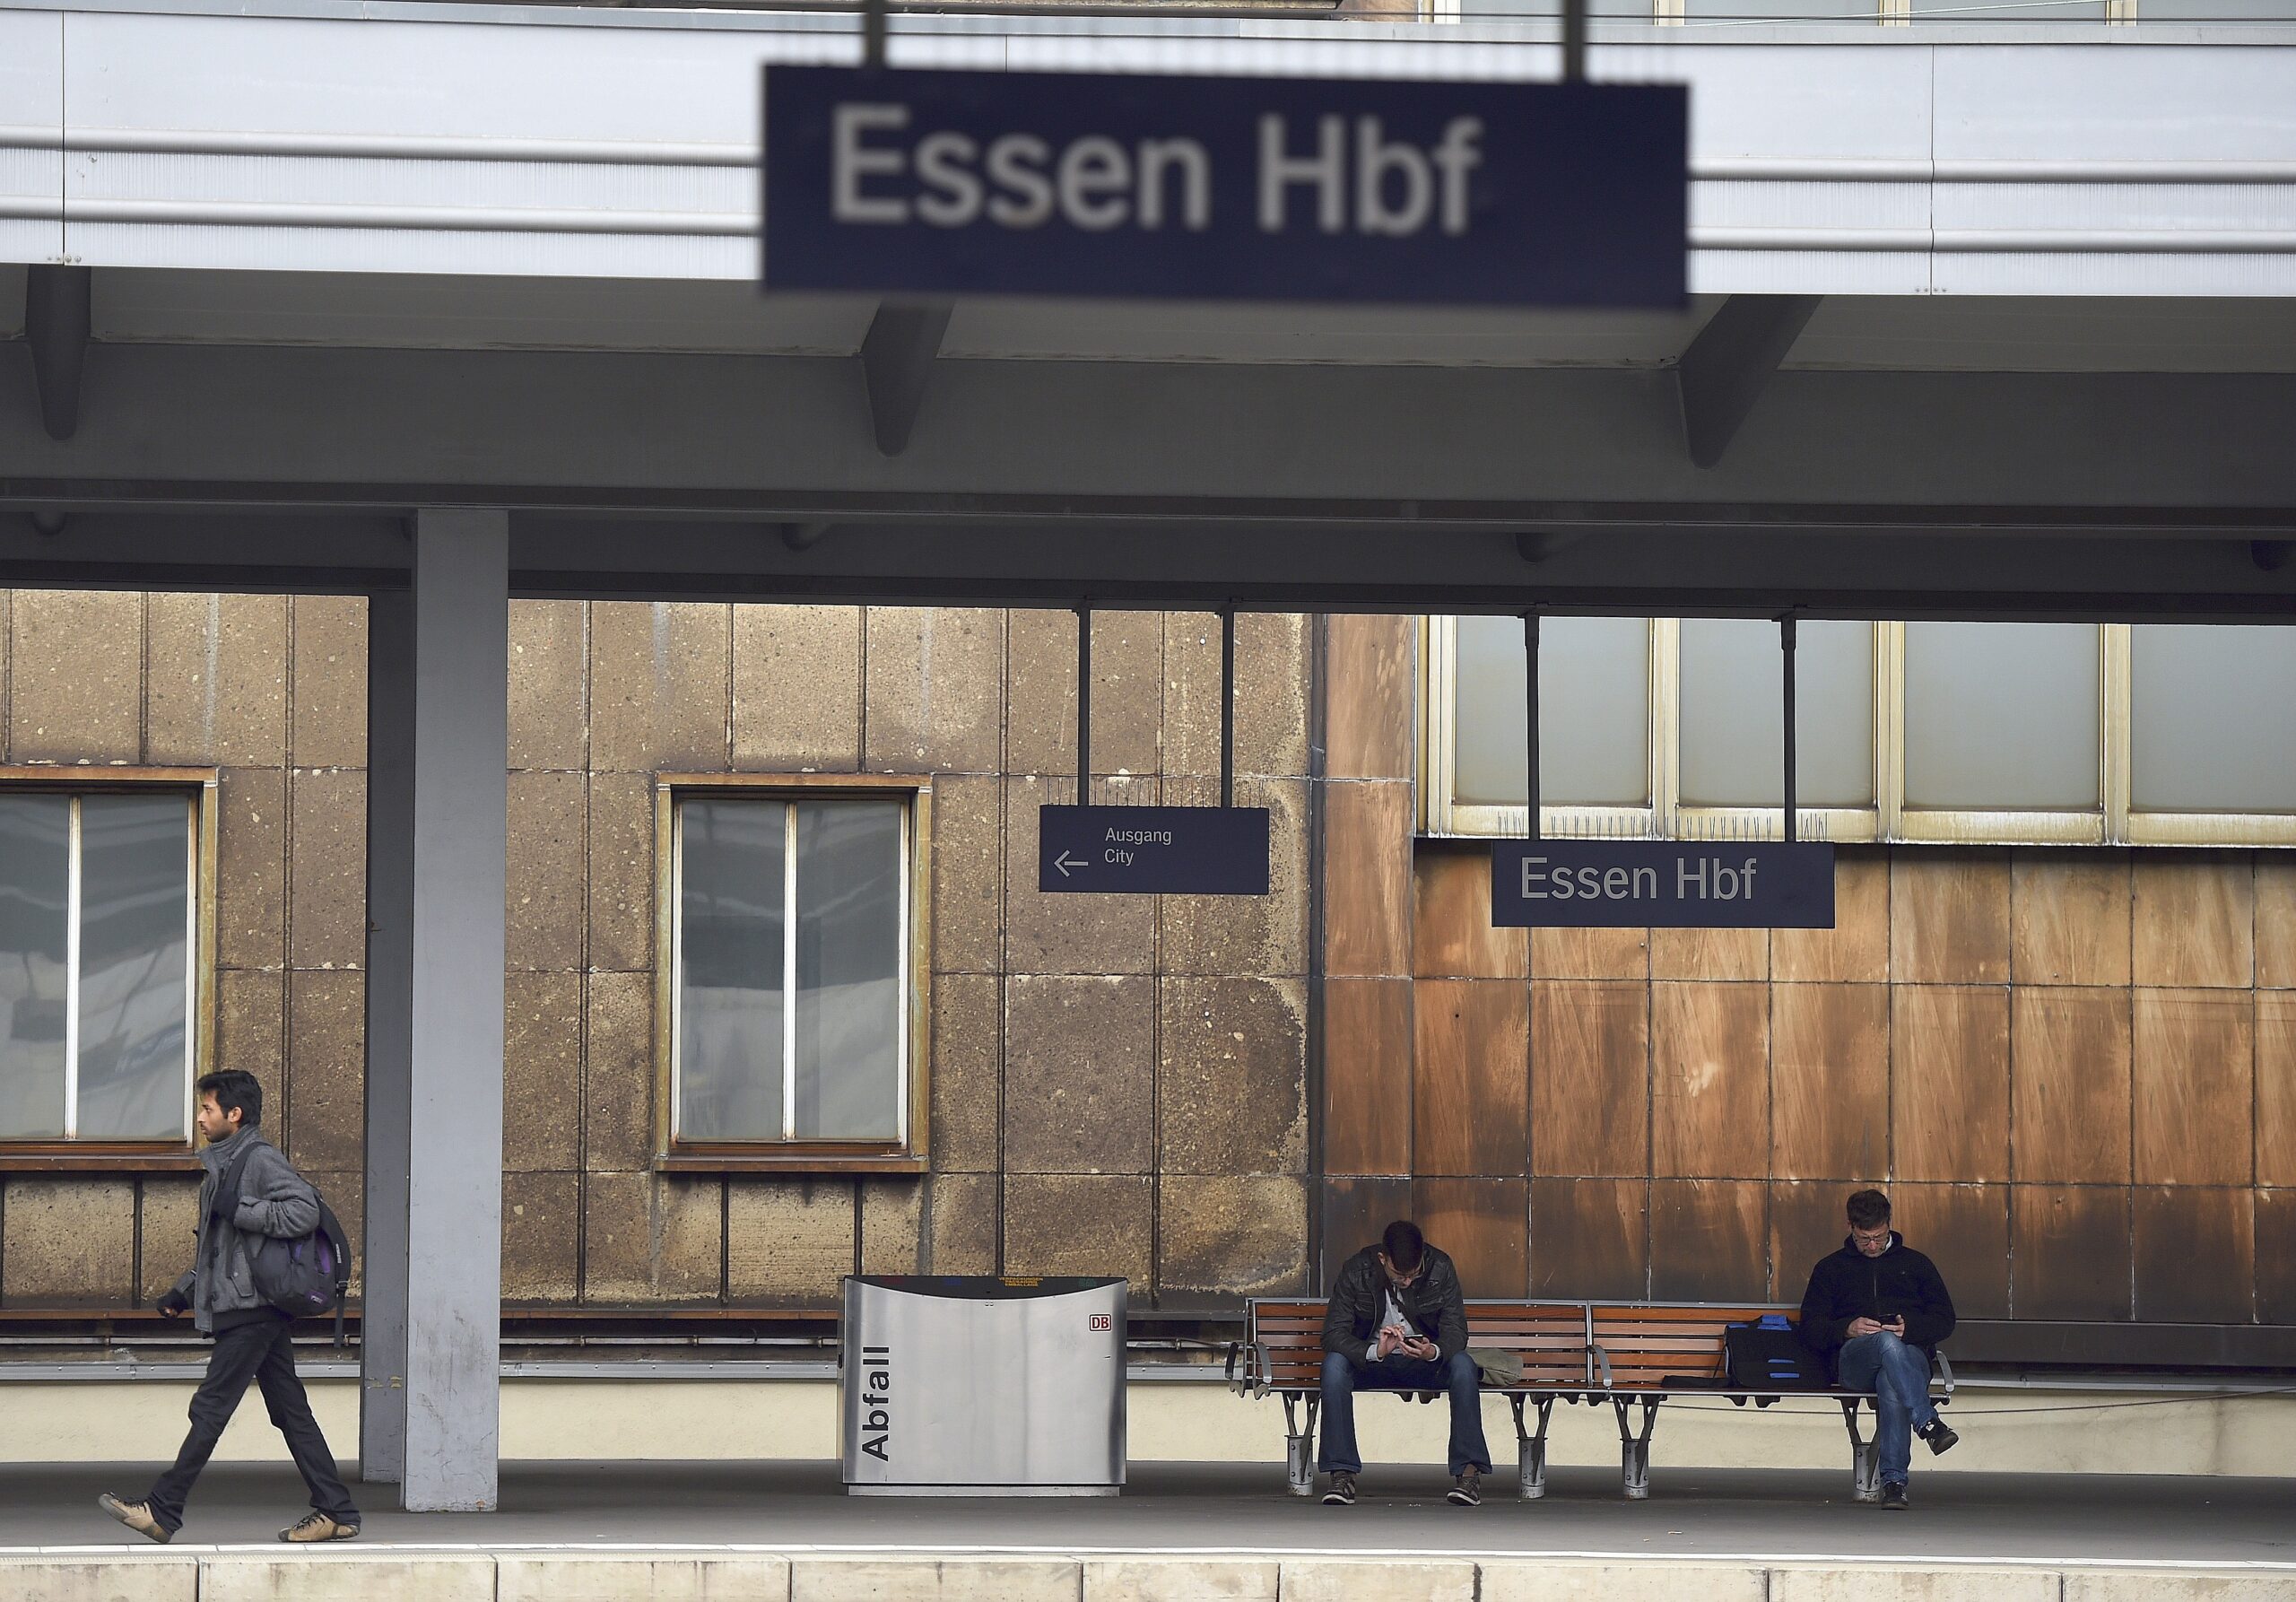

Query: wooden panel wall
[1323,839,2296,1326]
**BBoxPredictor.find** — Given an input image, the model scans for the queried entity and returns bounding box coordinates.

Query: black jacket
[1797,1232,1956,1375]
[1322,1244,1468,1367]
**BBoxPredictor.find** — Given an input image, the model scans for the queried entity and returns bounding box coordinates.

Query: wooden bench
[1237,1298,1953,1502]
[1233,1300,1594,1499]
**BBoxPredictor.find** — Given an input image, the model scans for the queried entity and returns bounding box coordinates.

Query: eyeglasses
[1851,1227,1892,1246]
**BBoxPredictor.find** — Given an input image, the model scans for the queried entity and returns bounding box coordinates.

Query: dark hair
[1381,1219,1425,1273]
[196,1069,263,1129]
[1846,1188,1892,1231]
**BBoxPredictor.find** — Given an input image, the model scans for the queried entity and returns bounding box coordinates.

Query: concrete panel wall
[1,591,2287,1330]
[0,593,1317,1313]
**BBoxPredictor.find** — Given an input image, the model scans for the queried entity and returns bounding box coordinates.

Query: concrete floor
[9,1461,2293,1564]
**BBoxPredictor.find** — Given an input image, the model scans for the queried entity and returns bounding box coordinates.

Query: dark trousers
[144,1316,360,1535]
[1317,1349,1493,1476]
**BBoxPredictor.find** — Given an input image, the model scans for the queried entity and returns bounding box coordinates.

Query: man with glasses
[1317,1219,1490,1507]
[1797,1188,1961,1510]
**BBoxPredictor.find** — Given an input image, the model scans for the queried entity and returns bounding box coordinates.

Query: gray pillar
[360,509,509,1511]
[361,588,413,1484]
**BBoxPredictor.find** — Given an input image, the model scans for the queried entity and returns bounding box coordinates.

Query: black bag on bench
[1723,1316,1826,1392]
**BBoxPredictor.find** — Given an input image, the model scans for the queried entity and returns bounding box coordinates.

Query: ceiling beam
[1674,294,1823,470]
[858,300,953,458]
[2,505,2287,622]
[23,266,92,443]
[4,340,2293,512]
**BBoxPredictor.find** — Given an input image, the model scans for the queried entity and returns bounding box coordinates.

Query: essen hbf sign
[1491,841,1836,929]
[762,65,1688,307]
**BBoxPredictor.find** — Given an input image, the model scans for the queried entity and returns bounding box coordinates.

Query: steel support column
[361,509,509,1511]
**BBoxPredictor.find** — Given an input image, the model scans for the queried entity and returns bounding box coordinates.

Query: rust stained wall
[1329,614,2294,1324]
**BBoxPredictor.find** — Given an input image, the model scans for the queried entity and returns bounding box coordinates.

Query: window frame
[652,772,933,1175]
[0,767,218,1172]
[1422,618,2296,849]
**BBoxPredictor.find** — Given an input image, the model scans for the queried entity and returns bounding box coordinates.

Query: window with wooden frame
[655,775,931,1173]
[0,770,217,1167]
[1424,618,2296,847]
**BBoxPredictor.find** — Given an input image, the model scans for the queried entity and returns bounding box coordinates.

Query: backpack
[218,1143,355,1348]
[1722,1314,1825,1393]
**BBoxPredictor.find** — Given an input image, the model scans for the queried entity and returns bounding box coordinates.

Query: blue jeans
[1837,1332,1937,1487]
[1317,1349,1492,1476]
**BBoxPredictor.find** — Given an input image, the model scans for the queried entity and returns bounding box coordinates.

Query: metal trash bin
[840,1275,1126,1496]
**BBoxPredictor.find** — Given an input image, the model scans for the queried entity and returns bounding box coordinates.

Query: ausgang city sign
[1491,841,1836,928]
[762,66,1688,306]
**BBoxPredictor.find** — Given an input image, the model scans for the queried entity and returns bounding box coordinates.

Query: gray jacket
[170,1127,320,1333]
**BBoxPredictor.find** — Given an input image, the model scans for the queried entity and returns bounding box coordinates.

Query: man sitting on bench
[1318,1219,1491,1508]
[1797,1188,1961,1510]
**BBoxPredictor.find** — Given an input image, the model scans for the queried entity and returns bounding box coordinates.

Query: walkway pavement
[7,1461,2292,1566]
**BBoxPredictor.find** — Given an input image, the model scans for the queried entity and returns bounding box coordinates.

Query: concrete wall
[1318,615,2296,1328]
[0,595,1318,1311]
[0,594,2288,1334]
[7,1375,2293,1477]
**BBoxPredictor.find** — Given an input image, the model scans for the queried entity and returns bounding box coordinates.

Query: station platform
[4,1461,2291,1600]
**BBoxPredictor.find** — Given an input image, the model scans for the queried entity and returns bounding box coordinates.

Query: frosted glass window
[675,793,909,1145]
[0,790,194,1144]
[1679,620,1874,807]
[1904,623,2100,810]
[2130,625,2296,814]
[0,797,70,1138]
[793,799,904,1140]
[676,798,787,1144]
[1455,616,1650,807]
[75,797,194,1140]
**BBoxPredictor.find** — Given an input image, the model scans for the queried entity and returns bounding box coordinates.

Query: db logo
[1089,1314,1114,1332]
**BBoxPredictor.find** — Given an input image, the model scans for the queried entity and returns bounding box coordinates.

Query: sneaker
[1447,1467,1483,1507]
[1923,1421,1960,1457]
[97,1493,172,1545]
[280,1511,361,1544]
[1320,1472,1358,1506]
[1880,1481,1909,1511]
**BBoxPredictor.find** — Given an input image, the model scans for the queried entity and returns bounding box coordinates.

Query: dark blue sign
[1491,841,1835,928]
[762,65,1686,308]
[1039,805,1270,895]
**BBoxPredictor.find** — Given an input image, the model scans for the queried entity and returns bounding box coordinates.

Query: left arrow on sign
[1055,851,1089,877]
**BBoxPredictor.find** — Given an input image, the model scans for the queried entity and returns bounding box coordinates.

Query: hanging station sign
[1038,804,1271,896]
[1490,840,1836,928]
[761,65,1689,307]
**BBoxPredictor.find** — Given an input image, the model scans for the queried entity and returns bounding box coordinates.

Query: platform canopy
[0,0,2292,621]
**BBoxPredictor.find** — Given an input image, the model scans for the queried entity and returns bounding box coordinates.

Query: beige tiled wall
[0,595,1317,1314]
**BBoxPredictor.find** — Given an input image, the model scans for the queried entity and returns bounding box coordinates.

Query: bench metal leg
[1610,1396,1662,1500]
[1282,1394,1319,1497]
[1509,1395,1555,1500]
[1839,1397,1882,1503]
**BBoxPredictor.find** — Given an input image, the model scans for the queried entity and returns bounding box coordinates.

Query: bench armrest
[1590,1345,1613,1389]
[1226,1341,1253,1397]
[1931,1349,1956,1396]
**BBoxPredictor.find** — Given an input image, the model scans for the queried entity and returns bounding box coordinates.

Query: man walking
[1318,1219,1492,1507]
[99,1070,361,1545]
[1797,1188,1961,1510]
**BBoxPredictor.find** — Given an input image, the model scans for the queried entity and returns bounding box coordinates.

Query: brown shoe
[98,1493,172,1544]
[280,1511,361,1543]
